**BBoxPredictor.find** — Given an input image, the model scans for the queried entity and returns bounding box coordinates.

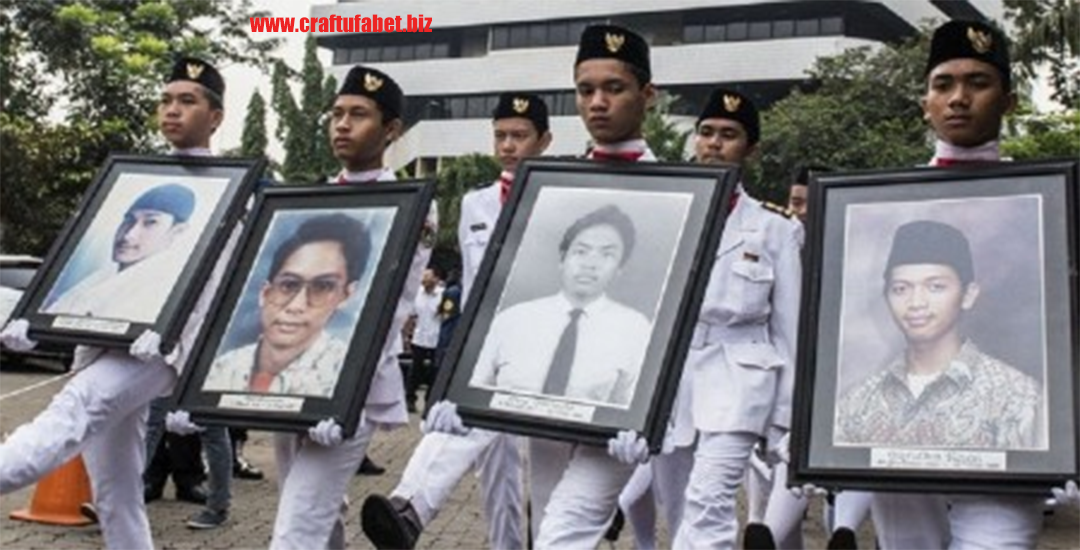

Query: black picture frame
[12,154,265,351]
[175,181,435,436]
[431,158,738,451]
[790,160,1080,494]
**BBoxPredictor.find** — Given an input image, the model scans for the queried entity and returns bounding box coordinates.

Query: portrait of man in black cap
[42,180,221,323]
[834,218,1045,451]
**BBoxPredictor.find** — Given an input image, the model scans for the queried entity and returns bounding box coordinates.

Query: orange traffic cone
[9,455,94,526]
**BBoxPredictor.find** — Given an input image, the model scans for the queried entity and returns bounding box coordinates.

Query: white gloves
[607,430,649,465]
[308,418,344,447]
[789,482,827,498]
[0,319,37,352]
[768,430,791,465]
[165,410,204,435]
[129,330,179,365]
[421,400,469,435]
[1051,480,1079,508]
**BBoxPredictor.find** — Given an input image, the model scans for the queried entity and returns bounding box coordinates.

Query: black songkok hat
[168,57,225,99]
[492,92,550,135]
[884,220,974,284]
[926,20,1011,90]
[338,65,405,121]
[696,88,760,145]
[575,24,651,83]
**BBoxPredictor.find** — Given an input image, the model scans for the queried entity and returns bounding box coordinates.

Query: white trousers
[530,438,636,549]
[392,428,523,549]
[270,417,377,550]
[0,351,175,550]
[871,492,1043,550]
[833,490,873,531]
[674,431,758,550]
[618,444,695,550]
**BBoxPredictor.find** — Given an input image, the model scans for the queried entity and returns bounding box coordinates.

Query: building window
[382,45,398,62]
[727,21,748,41]
[821,16,844,35]
[415,42,432,60]
[492,27,508,49]
[748,21,771,40]
[704,24,725,42]
[529,24,547,47]
[549,22,569,45]
[334,49,349,64]
[398,44,414,61]
[509,25,528,48]
[773,20,794,38]
[796,18,820,36]
[433,43,449,58]
[684,24,704,43]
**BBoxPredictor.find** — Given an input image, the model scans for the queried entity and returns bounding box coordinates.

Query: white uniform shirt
[202,331,349,398]
[458,183,501,303]
[412,286,443,349]
[332,167,437,426]
[471,293,651,407]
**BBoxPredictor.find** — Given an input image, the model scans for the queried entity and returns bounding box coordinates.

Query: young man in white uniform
[265,64,436,550]
[0,57,238,548]
[361,92,551,550]
[672,87,804,550]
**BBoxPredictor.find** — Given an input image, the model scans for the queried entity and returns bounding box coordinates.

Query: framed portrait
[790,160,1079,494]
[431,158,738,450]
[175,181,435,436]
[11,155,265,350]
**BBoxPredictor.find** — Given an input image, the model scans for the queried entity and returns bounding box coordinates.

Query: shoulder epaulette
[762,200,797,219]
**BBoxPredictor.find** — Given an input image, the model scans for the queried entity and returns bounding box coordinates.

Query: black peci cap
[575,24,650,83]
[492,92,550,135]
[168,57,225,99]
[926,20,1011,90]
[696,88,760,145]
[884,220,975,284]
[338,65,405,121]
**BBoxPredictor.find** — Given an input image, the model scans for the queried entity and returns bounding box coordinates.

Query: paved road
[1,361,1077,549]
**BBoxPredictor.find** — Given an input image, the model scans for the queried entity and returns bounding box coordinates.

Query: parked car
[0,254,74,369]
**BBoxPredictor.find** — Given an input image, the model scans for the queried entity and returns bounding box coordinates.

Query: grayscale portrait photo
[468,187,691,408]
[833,195,1048,451]
[41,174,227,323]
[202,207,395,398]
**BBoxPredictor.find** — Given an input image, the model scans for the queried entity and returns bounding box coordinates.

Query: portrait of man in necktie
[468,201,656,407]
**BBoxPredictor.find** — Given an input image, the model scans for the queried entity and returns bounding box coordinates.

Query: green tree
[754,34,932,201]
[240,90,268,158]
[272,34,335,183]
[643,92,691,162]
[1003,107,1080,160]
[315,75,340,176]
[1,0,279,254]
[433,154,501,255]
[1004,0,1080,108]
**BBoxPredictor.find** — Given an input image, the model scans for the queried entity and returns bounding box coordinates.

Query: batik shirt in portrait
[836,341,1043,450]
[203,331,348,398]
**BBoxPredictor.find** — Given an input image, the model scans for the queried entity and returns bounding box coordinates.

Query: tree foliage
[753,35,933,201]
[1,0,279,254]
[432,154,501,256]
[271,34,337,183]
[1004,0,1080,108]
[643,92,691,162]
[1002,108,1080,160]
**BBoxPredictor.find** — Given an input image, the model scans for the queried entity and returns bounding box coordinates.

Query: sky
[216,0,327,161]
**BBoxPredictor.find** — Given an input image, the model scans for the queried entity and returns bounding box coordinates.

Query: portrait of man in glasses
[203,213,371,398]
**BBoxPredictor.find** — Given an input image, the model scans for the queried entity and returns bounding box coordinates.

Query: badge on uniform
[470,222,488,232]
[742,251,760,262]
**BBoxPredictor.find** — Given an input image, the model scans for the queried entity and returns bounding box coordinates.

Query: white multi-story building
[310,0,1001,173]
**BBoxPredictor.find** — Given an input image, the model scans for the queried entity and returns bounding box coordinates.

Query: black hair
[791,164,832,188]
[559,205,636,266]
[268,214,371,283]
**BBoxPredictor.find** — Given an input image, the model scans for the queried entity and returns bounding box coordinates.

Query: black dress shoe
[603,508,625,542]
[827,527,858,550]
[176,484,209,505]
[356,456,386,476]
[361,494,421,550]
[144,485,164,503]
[743,522,778,550]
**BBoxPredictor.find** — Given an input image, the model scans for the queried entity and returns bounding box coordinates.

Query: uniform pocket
[723,342,785,370]
[720,259,775,321]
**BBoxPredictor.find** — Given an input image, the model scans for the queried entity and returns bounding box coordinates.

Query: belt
[691,322,770,349]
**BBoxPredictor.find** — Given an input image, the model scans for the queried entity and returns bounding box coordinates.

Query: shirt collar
[884,340,979,388]
[170,147,213,157]
[590,138,656,161]
[931,139,1000,165]
[555,292,612,318]
[336,166,394,183]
